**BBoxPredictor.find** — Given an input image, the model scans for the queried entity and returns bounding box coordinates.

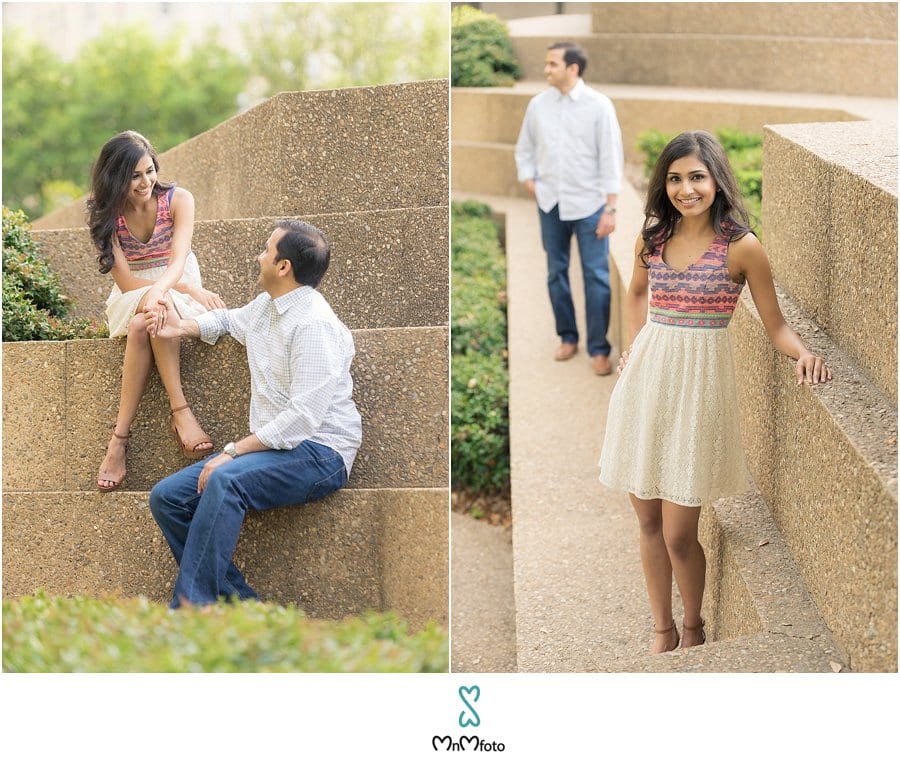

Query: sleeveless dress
[104,186,207,337]
[598,227,749,506]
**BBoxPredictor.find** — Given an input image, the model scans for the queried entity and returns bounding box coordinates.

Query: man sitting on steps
[144,219,362,608]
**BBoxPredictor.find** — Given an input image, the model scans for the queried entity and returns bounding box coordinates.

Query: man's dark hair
[548,41,588,77]
[274,219,331,288]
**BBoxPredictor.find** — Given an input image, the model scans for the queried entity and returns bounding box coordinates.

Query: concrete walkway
[452,187,688,672]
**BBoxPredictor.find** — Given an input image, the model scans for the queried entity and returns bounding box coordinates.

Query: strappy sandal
[97,429,131,492]
[654,620,680,653]
[170,404,213,460]
[682,618,707,648]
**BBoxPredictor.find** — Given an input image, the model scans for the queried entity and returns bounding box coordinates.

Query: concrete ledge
[511,35,897,97]
[2,326,448,492]
[35,80,449,230]
[762,120,898,403]
[32,208,449,330]
[451,87,860,167]
[731,288,897,672]
[592,3,898,41]
[1,487,447,630]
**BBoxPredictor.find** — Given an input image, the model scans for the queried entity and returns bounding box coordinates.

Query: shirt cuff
[195,311,226,345]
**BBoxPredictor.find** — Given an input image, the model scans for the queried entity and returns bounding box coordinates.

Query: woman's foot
[97,429,130,492]
[681,618,707,648]
[652,620,680,653]
[170,404,213,459]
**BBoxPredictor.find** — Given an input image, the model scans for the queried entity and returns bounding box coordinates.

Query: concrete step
[34,80,449,231]
[730,286,897,672]
[509,22,896,97]
[452,86,864,162]
[2,326,448,493]
[762,119,898,404]
[1,487,447,631]
[32,207,449,329]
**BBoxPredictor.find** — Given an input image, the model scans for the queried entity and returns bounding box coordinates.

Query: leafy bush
[2,207,107,340]
[451,6,521,87]
[451,201,510,493]
[636,128,763,229]
[2,592,448,672]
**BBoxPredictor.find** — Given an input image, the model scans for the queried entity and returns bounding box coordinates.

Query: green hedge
[636,128,763,229]
[2,207,107,340]
[451,201,510,493]
[451,5,521,87]
[2,592,448,672]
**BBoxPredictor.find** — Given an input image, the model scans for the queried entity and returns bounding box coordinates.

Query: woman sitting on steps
[89,130,225,492]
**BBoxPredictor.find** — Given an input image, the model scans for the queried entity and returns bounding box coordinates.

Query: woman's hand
[795,352,832,385]
[617,347,632,375]
[189,284,226,310]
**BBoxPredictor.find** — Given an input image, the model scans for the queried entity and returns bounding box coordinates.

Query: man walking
[515,41,624,375]
[145,220,362,607]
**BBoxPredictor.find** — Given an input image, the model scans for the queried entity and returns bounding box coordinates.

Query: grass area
[2,592,448,673]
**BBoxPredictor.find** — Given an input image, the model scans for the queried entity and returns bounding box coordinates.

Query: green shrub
[451,201,510,493]
[451,5,521,87]
[636,128,763,230]
[2,592,448,672]
[2,206,107,340]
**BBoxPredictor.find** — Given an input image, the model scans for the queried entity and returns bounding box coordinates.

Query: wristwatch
[223,441,239,459]
[605,207,617,214]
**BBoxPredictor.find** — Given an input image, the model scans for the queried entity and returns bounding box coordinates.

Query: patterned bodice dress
[104,186,207,337]
[598,228,749,507]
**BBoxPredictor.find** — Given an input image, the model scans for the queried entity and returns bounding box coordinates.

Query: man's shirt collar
[555,78,586,101]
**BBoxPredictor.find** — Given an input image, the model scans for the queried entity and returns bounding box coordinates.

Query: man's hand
[144,297,181,339]
[524,179,536,198]
[197,452,233,493]
[596,209,616,239]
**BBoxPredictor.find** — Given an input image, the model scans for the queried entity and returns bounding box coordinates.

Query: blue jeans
[149,439,348,608]
[538,204,611,357]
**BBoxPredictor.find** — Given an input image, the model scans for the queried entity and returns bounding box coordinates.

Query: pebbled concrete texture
[34,80,449,230]
[731,288,897,672]
[762,120,898,404]
[32,208,449,330]
[2,326,447,493]
[1,488,447,630]
[450,511,516,673]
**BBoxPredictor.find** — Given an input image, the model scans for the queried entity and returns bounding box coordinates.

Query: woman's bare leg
[661,499,706,647]
[97,314,153,488]
[630,494,678,653]
[150,328,212,456]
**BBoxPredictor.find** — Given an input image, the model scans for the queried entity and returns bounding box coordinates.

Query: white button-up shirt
[196,286,362,475]
[515,78,624,221]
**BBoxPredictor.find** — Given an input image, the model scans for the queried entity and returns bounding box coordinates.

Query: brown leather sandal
[170,404,213,460]
[97,429,131,492]
[655,620,680,652]
[682,618,707,648]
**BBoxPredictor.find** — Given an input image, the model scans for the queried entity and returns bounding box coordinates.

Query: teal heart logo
[458,684,481,728]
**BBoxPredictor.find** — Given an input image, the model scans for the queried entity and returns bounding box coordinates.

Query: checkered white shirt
[196,286,362,475]
[515,78,624,221]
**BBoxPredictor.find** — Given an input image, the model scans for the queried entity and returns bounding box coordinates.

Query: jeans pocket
[303,464,347,504]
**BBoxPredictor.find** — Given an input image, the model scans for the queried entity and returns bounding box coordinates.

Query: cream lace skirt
[599,320,748,506]
[105,252,208,337]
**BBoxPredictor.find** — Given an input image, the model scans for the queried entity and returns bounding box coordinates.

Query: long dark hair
[86,131,173,274]
[640,130,752,267]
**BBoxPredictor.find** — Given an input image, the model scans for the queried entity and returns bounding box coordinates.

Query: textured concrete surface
[763,120,898,404]
[592,3,898,40]
[1,488,446,629]
[450,511,517,673]
[731,289,897,672]
[510,11,897,96]
[2,327,447,492]
[35,80,449,230]
[379,488,449,630]
[32,208,449,329]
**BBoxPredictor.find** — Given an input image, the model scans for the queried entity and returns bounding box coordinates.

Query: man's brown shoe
[592,354,612,376]
[554,342,578,361]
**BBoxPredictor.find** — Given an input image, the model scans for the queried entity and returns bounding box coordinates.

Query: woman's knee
[127,313,149,342]
[663,528,700,560]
